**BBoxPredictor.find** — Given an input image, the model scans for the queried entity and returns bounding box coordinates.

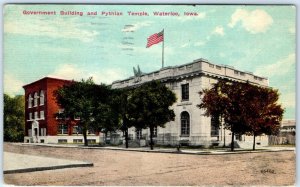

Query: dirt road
[4,143,295,186]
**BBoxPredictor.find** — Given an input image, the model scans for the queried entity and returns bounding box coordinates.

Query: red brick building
[23,77,99,144]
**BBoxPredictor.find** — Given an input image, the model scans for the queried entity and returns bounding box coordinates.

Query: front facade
[23,77,100,144]
[112,58,269,148]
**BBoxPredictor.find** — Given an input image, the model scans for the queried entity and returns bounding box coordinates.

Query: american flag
[146,30,164,48]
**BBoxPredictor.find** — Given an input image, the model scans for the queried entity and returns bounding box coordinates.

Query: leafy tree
[243,85,283,150]
[129,81,177,150]
[55,78,113,146]
[111,88,135,148]
[199,80,248,151]
[4,94,25,142]
[198,81,229,147]
[199,80,283,151]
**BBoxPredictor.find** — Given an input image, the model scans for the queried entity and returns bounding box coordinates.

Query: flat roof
[22,77,72,88]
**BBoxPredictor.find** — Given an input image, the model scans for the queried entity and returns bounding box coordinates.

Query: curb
[21,143,295,156]
[4,162,94,174]
[81,146,294,155]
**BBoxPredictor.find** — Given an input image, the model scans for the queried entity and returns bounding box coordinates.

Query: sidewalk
[21,143,295,155]
[3,152,93,174]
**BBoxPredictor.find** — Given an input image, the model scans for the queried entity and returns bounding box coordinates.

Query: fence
[268,134,296,145]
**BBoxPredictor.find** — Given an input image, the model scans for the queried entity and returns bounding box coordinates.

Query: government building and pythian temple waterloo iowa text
[22,10,195,17]
[23,58,269,148]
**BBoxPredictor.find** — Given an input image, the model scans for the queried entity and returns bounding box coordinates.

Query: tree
[129,81,177,150]
[242,85,283,150]
[108,88,134,148]
[55,78,113,146]
[198,81,230,147]
[4,94,25,142]
[198,80,283,151]
[198,80,249,151]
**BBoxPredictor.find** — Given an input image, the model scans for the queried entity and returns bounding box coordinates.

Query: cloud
[92,69,130,84]
[279,91,295,109]
[228,9,273,34]
[177,12,206,22]
[4,73,25,96]
[48,64,129,84]
[4,17,99,42]
[213,26,225,36]
[121,21,153,32]
[48,64,83,80]
[181,43,189,48]
[254,53,295,77]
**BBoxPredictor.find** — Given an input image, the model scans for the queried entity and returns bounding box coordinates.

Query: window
[40,90,45,105]
[72,126,82,134]
[234,70,239,75]
[73,139,83,143]
[29,113,32,120]
[181,84,189,101]
[216,65,222,70]
[28,94,33,108]
[57,124,68,134]
[211,115,220,136]
[240,72,245,76]
[34,92,38,106]
[57,109,65,120]
[58,139,67,143]
[136,129,142,139]
[88,139,96,144]
[34,111,38,119]
[40,111,45,119]
[41,128,47,136]
[209,64,214,68]
[181,112,190,136]
[235,134,242,141]
[28,129,32,137]
[187,64,193,69]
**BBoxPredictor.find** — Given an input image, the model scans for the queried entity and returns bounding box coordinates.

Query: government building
[23,58,269,148]
[112,58,269,148]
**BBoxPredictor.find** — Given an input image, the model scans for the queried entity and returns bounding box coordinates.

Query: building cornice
[112,58,269,89]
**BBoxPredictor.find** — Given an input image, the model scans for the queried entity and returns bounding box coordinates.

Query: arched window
[40,90,44,105]
[34,92,38,106]
[181,112,190,136]
[28,94,33,108]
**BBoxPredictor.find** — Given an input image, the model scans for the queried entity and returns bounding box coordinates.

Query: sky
[3,4,295,119]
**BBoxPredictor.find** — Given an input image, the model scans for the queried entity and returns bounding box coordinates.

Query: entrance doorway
[31,121,39,143]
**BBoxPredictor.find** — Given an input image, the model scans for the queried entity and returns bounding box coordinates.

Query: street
[4,143,295,186]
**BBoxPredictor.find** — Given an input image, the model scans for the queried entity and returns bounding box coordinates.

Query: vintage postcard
[3,4,295,186]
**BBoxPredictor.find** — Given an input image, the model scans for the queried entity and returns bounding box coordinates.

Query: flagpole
[162,29,164,68]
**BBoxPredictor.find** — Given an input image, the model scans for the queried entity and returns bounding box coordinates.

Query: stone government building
[23,58,269,148]
[112,58,269,148]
